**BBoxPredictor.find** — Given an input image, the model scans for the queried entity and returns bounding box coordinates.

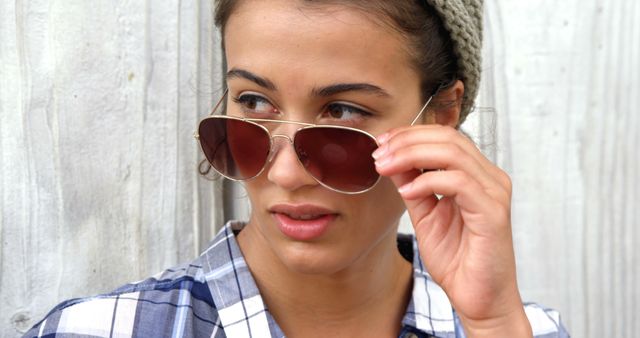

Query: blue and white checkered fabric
[25,221,570,337]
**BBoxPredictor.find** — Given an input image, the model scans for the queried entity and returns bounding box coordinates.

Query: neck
[237,221,413,337]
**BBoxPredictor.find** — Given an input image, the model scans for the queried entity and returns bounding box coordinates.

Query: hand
[373,125,532,337]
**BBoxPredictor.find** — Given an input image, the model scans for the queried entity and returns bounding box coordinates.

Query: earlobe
[433,80,464,127]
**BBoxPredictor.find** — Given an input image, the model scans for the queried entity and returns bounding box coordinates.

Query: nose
[266,135,319,192]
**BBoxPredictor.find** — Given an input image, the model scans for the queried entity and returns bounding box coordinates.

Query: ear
[424,80,464,127]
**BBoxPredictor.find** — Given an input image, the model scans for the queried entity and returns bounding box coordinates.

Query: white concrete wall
[0,0,225,335]
[1,1,638,337]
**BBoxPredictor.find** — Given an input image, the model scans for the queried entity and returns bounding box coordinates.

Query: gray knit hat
[425,0,483,125]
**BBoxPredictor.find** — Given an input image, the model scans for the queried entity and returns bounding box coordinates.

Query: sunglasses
[195,90,432,194]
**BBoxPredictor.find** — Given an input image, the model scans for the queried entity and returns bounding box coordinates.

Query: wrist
[459,306,532,338]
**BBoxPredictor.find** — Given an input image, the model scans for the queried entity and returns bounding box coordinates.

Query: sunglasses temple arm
[410,95,434,126]
[209,89,229,116]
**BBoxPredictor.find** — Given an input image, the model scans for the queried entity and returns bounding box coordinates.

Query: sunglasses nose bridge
[266,134,294,164]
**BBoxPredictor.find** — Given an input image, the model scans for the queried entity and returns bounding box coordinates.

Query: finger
[375,142,509,200]
[377,125,511,190]
[379,125,482,165]
[398,170,511,233]
[388,169,439,219]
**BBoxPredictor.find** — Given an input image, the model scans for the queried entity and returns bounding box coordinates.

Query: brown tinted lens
[294,127,379,192]
[198,118,271,179]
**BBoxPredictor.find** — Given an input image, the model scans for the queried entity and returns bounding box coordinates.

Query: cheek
[240,178,268,218]
[351,178,406,229]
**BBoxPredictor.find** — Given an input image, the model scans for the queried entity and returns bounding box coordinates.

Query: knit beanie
[425,0,483,125]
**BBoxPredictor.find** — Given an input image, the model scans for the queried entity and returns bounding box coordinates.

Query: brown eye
[233,94,277,115]
[327,104,345,119]
[244,96,258,110]
[325,103,371,121]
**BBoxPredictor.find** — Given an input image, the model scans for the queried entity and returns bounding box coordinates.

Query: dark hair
[214,0,457,103]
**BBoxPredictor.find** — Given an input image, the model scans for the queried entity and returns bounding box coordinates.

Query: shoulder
[25,221,263,338]
[23,259,225,338]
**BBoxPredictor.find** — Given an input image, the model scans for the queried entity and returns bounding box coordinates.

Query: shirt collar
[200,221,455,337]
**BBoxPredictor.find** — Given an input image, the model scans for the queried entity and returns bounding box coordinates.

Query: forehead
[223,0,419,97]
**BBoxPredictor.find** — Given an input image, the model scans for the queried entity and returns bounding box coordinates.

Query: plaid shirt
[25,221,569,338]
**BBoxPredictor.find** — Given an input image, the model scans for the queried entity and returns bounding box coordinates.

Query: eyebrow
[311,83,391,98]
[226,68,277,91]
[226,68,390,98]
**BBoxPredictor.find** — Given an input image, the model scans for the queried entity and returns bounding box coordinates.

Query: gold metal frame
[194,89,433,194]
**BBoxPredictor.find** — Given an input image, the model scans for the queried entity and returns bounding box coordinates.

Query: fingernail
[375,155,392,168]
[372,143,388,159]
[377,133,390,144]
[398,182,412,195]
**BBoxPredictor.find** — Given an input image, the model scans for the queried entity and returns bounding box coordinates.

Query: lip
[269,204,339,241]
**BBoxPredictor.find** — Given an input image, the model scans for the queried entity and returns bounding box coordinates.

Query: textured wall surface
[0,0,225,336]
[1,1,638,337]
[479,2,639,336]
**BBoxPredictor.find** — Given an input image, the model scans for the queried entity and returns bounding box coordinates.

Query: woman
[26,0,569,337]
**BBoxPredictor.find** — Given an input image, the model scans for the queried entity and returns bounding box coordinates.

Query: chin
[274,241,357,276]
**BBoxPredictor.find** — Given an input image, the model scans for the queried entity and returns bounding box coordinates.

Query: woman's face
[225,0,424,274]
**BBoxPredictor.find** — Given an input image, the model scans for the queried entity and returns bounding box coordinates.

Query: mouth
[269,204,337,219]
[269,204,339,241]
[282,214,326,220]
